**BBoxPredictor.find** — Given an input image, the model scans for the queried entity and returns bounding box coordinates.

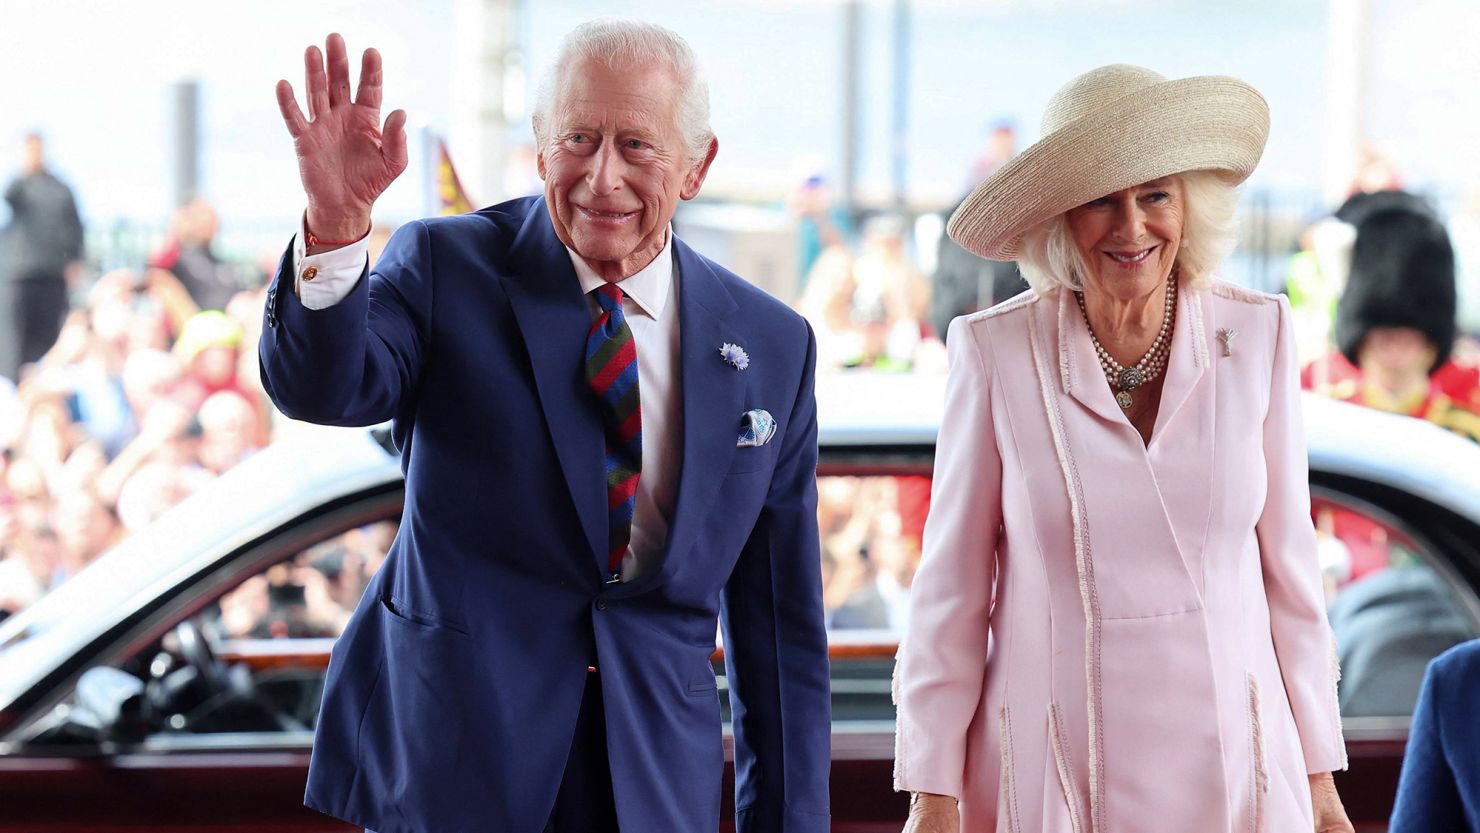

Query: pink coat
[893,280,1347,833]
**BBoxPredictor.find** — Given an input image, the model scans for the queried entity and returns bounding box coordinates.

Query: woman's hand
[1310,772,1354,833]
[902,793,959,833]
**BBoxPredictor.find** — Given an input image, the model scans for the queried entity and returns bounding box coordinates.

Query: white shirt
[291,220,681,581]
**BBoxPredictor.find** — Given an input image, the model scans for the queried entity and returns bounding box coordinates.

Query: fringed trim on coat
[1029,309,1106,832]
[1329,631,1350,771]
[890,643,908,792]
[999,707,1022,833]
[1210,279,1275,306]
[1247,673,1269,833]
[1049,702,1087,833]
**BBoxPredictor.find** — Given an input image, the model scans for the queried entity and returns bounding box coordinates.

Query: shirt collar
[568,229,674,320]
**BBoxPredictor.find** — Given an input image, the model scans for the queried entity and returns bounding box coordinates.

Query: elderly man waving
[262,21,830,833]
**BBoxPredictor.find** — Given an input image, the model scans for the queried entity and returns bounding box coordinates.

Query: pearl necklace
[1076,277,1177,410]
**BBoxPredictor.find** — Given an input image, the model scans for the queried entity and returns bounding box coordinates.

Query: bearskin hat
[1334,191,1456,373]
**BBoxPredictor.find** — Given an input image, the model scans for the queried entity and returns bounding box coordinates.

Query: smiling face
[1065,176,1185,302]
[538,57,717,281]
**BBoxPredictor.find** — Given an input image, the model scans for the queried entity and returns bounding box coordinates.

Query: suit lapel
[502,200,607,575]
[616,237,743,594]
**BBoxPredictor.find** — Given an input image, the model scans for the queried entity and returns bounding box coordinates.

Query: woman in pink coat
[893,65,1353,833]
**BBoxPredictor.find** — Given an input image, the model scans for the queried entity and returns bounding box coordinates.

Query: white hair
[530,18,713,166]
[1015,170,1242,294]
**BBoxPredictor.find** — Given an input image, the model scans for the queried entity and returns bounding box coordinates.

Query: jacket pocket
[380,594,470,637]
[1247,673,1269,833]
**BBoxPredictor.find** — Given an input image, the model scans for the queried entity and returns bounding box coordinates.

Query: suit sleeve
[1387,653,1464,832]
[258,220,434,427]
[720,321,832,833]
[1255,294,1348,773]
[892,315,1001,798]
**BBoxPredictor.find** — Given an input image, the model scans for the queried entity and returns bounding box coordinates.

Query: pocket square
[737,409,778,448]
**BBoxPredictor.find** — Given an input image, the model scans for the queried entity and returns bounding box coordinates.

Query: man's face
[1359,326,1437,382]
[538,58,716,281]
[21,135,44,175]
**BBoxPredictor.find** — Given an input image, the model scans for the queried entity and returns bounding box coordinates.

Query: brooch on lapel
[719,342,750,370]
[1217,328,1238,357]
[737,409,777,447]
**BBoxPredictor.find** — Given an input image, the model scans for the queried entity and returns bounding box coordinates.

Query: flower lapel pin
[719,342,750,370]
[737,409,777,448]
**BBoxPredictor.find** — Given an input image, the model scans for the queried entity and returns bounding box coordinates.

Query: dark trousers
[544,671,620,832]
[0,274,68,381]
[363,672,618,833]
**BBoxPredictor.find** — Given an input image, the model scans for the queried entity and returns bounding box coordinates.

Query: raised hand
[275,33,408,245]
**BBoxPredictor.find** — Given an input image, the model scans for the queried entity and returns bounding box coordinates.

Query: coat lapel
[1054,278,1210,445]
[615,237,743,594]
[1150,278,1209,444]
[502,200,607,575]
[1055,289,1128,425]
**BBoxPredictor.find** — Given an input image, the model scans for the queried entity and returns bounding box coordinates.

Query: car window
[821,474,928,633]
[213,521,394,642]
[1315,492,1480,718]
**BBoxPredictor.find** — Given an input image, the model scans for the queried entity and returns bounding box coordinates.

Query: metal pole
[452,0,518,207]
[841,0,861,217]
[891,0,910,211]
[171,79,200,208]
[1323,0,1369,205]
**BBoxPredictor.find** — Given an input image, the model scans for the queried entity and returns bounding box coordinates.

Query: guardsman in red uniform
[1302,191,1480,444]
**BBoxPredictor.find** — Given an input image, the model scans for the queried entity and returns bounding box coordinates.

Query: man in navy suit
[1389,638,1480,832]
[261,22,830,833]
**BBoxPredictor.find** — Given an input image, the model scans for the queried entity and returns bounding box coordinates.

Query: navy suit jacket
[1389,638,1480,832]
[259,197,831,833]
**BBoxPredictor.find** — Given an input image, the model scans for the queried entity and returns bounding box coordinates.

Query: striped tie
[585,284,642,582]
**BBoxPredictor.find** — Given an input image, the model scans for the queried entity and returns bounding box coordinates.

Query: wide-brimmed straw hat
[947,64,1270,261]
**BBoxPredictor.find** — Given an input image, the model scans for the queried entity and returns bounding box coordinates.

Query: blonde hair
[1014,170,1241,294]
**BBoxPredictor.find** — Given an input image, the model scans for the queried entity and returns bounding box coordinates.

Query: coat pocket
[1247,673,1269,833]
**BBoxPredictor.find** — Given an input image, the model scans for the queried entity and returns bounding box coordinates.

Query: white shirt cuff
[291,214,370,310]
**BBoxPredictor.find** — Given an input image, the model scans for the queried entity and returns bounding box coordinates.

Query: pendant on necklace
[1117,367,1144,390]
[1116,390,1133,409]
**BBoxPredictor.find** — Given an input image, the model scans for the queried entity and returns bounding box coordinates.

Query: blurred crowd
[1,134,273,620]
[6,129,1480,635]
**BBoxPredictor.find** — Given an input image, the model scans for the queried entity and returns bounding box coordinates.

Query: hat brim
[947,75,1270,261]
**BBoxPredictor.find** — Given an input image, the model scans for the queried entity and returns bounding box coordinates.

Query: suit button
[302,265,318,281]
[595,599,609,611]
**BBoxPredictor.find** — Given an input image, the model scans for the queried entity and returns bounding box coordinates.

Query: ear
[536,143,548,182]
[679,137,719,201]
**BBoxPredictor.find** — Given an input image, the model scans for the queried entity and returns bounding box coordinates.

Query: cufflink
[737,409,777,447]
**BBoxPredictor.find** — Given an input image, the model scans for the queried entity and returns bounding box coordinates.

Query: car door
[0,497,400,833]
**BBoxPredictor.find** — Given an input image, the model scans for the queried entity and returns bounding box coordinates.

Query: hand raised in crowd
[901,793,959,833]
[274,33,408,247]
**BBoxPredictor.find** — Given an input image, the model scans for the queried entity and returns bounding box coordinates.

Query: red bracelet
[304,213,369,248]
